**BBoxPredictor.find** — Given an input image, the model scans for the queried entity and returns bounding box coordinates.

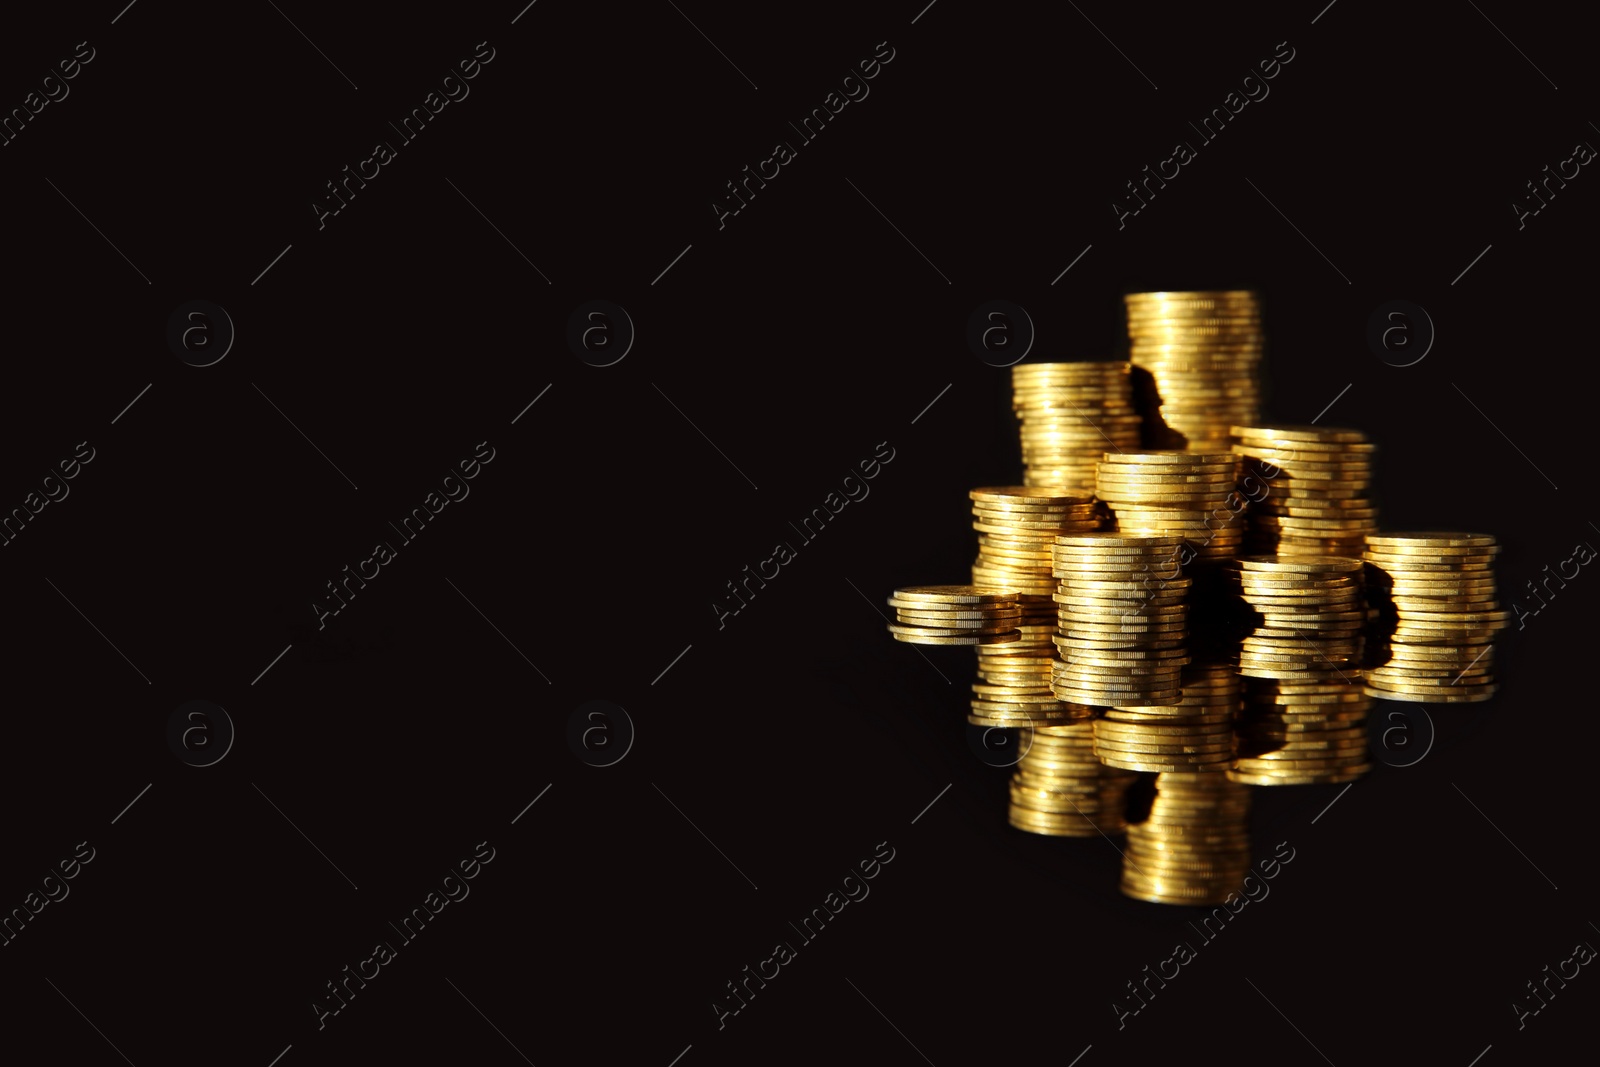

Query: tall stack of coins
[1094,662,1238,772]
[1120,771,1252,905]
[970,488,1105,729]
[1051,534,1190,707]
[1008,723,1138,837]
[888,586,1021,645]
[1124,291,1263,452]
[1226,556,1371,785]
[1011,361,1141,491]
[1094,451,1244,564]
[1231,425,1379,560]
[1363,532,1508,703]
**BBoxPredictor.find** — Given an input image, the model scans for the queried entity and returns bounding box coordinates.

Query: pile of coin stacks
[881,290,1514,908]
[1094,662,1239,772]
[1050,534,1190,707]
[1011,362,1142,491]
[888,586,1021,646]
[1094,451,1244,564]
[1124,291,1263,452]
[1120,771,1253,905]
[1231,424,1379,560]
[1008,723,1138,837]
[970,488,1105,730]
[1362,532,1507,703]
[1227,555,1371,785]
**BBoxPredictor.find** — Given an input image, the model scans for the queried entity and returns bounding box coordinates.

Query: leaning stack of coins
[1362,532,1507,703]
[1121,771,1252,905]
[1124,291,1263,452]
[1094,662,1238,772]
[1008,723,1138,837]
[1094,451,1244,565]
[1230,678,1372,786]
[970,487,1105,729]
[888,586,1021,645]
[1011,361,1142,491]
[1231,425,1379,560]
[1050,534,1190,707]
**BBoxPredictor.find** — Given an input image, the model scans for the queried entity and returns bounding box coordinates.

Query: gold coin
[1364,545,1502,560]
[894,605,1022,619]
[891,585,1019,605]
[1231,424,1368,442]
[1365,532,1497,549]
[900,621,1028,635]
[891,630,1017,646]
[1094,450,1235,465]
[1054,686,1181,703]
[970,485,1095,502]
[888,622,1019,637]
[1053,533,1186,549]
[1227,770,1365,786]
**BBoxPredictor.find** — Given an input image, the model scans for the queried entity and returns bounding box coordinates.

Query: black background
[1,1,1595,1064]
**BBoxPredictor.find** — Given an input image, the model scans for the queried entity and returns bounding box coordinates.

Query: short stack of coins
[888,586,1021,646]
[1011,361,1142,491]
[1008,723,1138,837]
[1094,451,1244,564]
[972,670,1094,728]
[1094,662,1239,772]
[1227,555,1366,680]
[970,487,1105,729]
[1120,771,1252,905]
[1362,532,1507,703]
[1231,424,1379,560]
[1124,291,1263,452]
[1231,678,1372,786]
[970,487,1105,595]
[1050,534,1190,707]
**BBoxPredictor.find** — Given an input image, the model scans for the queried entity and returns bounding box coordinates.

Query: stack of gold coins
[1231,425,1379,560]
[1008,723,1138,836]
[1227,556,1366,680]
[1124,291,1263,452]
[1230,678,1372,785]
[1094,451,1244,564]
[970,487,1105,594]
[1050,534,1190,707]
[1121,771,1252,905]
[1362,532,1507,703]
[970,487,1105,729]
[969,679,1093,730]
[1011,361,1142,491]
[1225,556,1370,785]
[972,667,1095,728]
[888,586,1021,645]
[1094,662,1238,772]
